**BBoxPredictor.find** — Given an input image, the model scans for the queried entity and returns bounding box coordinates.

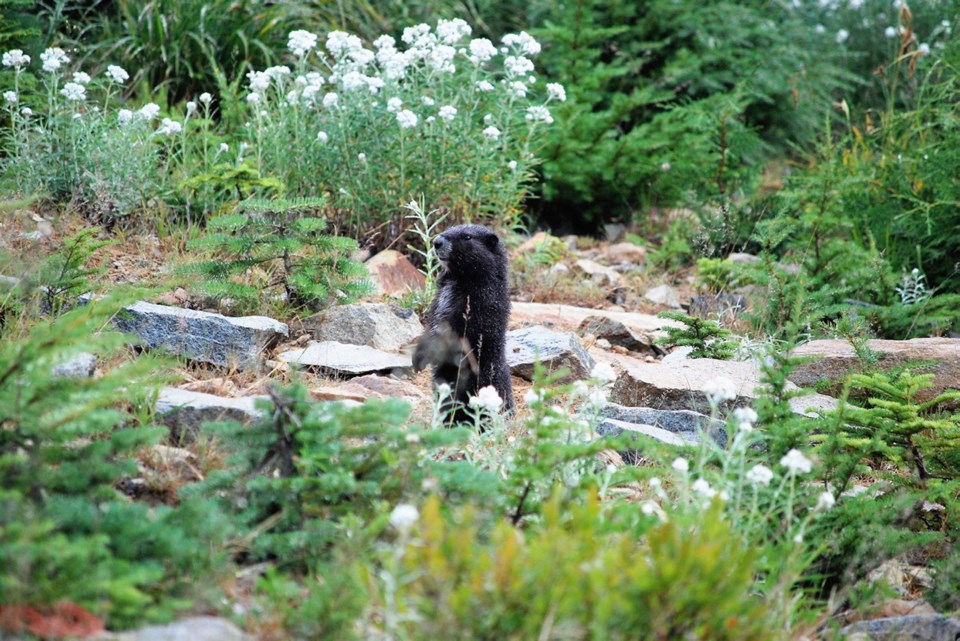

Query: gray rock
[600,403,725,443]
[305,302,422,351]
[839,615,960,641]
[113,301,288,370]
[156,387,267,444]
[579,315,657,354]
[52,352,97,378]
[278,340,413,376]
[610,358,838,416]
[644,284,682,308]
[573,258,622,287]
[99,616,254,641]
[661,346,694,363]
[506,326,595,383]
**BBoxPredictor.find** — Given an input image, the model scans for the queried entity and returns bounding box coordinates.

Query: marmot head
[433,224,507,277]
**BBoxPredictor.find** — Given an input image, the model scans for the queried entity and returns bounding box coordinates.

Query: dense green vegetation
[1,1,958,638]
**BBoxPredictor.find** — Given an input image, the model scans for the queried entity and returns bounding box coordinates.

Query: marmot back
[413,224,513,423]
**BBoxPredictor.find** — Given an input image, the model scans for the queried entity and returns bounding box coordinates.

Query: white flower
[546,82,566,102]
[199,92,213,105]
[316,131,329,143]
[425,116,435,124]
[649,477,661,489]
[247,70,270,92]
[138,102,160,120]
[20,106,32,116]
[373,35,396,50]
[483,113,494,124]
[405,433,420,444]
[850,0,864,7]
[436,383,452,398]
[396,109,418,129]
[468,38,497,63]
[156,117,182,135]
[389,503,419,534]
[704,377,737,405]
[3,90,17,104]
[660,161,672,172]
[218,142,229,153]
[590,362,617,384]
[502,31,541,56]
[780,449,813,475]
[476,80,495,92]
[523,388,545,405]
[386,97,403,112]
[469,385,503,412]
[525,105,553,124]
[117,108,133,124]
[186,101,197,115]
[508,81,528,98]
[734,407,758,425]
[59,82,86,101]
[482,125,501,141]
[437,18,471,44]
[816,491,836,511]
[288,29,318,57]
[428,44,457,73]
[326,31,364,58]
[836,29,850,44]
[793,532,804,544]
[264,65,291,79]
[340,71,366,92]
[504,55,535,76]
[885,26,898,38]
[421,96,435,106]
[246,92,261,105]
[918,42,930,55]
[40,47,70,72]
[746,464,774,486]
[322,92,339,108]
[692,478,717,499]
[401,23,432,45]
[72,71,91,84]
[641,500,660,516]
[671,457,689,473]
[815,24,826,34]
[438,105,457,121]
[2,49,30,68]
[507,160,518,170]
[357,152,367,163]
[106,64,129,84]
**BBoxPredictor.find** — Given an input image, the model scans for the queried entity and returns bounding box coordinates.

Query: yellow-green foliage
[376,494,777,641]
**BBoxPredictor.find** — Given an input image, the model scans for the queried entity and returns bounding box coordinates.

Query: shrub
[184,196,372,313]
[240,21,561,243]
[655,310,738,360]
[0,298,229,627]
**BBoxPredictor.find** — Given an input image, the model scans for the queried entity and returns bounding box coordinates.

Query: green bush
[184,196,372,313]
[0,298,229,626]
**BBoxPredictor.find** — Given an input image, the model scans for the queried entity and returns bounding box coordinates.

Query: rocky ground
[4,211,959,640]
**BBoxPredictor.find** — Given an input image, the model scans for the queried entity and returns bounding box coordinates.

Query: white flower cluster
[2,49,30,69]
[106,65,129,84]
[288,30,318,58]
[60,82,86,102]
[469,385,503,413]
[40,47,70,73]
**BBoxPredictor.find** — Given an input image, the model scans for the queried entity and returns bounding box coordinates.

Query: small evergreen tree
[656,310,738,359]
[186,197,372,312]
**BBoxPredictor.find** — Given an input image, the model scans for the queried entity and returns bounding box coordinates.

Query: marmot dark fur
[413,224,513,422]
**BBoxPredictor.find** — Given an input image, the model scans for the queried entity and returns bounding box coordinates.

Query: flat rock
[312,374,426,404]
[113,301,287,370]
[52,352,97,378]
[98,616,253,641]
[644,284,682,308]
[600,403,725,443]
[579,315,658,354]
[511,302,680,336]
[573,258,622,287]
[604,242,647,265]
[839,615,960,641]
[506,326,595,383]
[790,338,960,407]
[610,358,838,416]
[156,387,267,443]
[278,341,413,376]
[304,302,422,351]
[365,250,426,297]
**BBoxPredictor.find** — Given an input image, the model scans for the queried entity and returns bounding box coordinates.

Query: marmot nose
[433,236,448,250]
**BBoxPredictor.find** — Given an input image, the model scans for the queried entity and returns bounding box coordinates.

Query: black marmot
[413,224,513,422]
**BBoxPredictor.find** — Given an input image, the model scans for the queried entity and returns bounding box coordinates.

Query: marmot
[413,224,513,423]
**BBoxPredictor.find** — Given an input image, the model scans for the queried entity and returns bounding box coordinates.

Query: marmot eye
[463,234,472,241]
